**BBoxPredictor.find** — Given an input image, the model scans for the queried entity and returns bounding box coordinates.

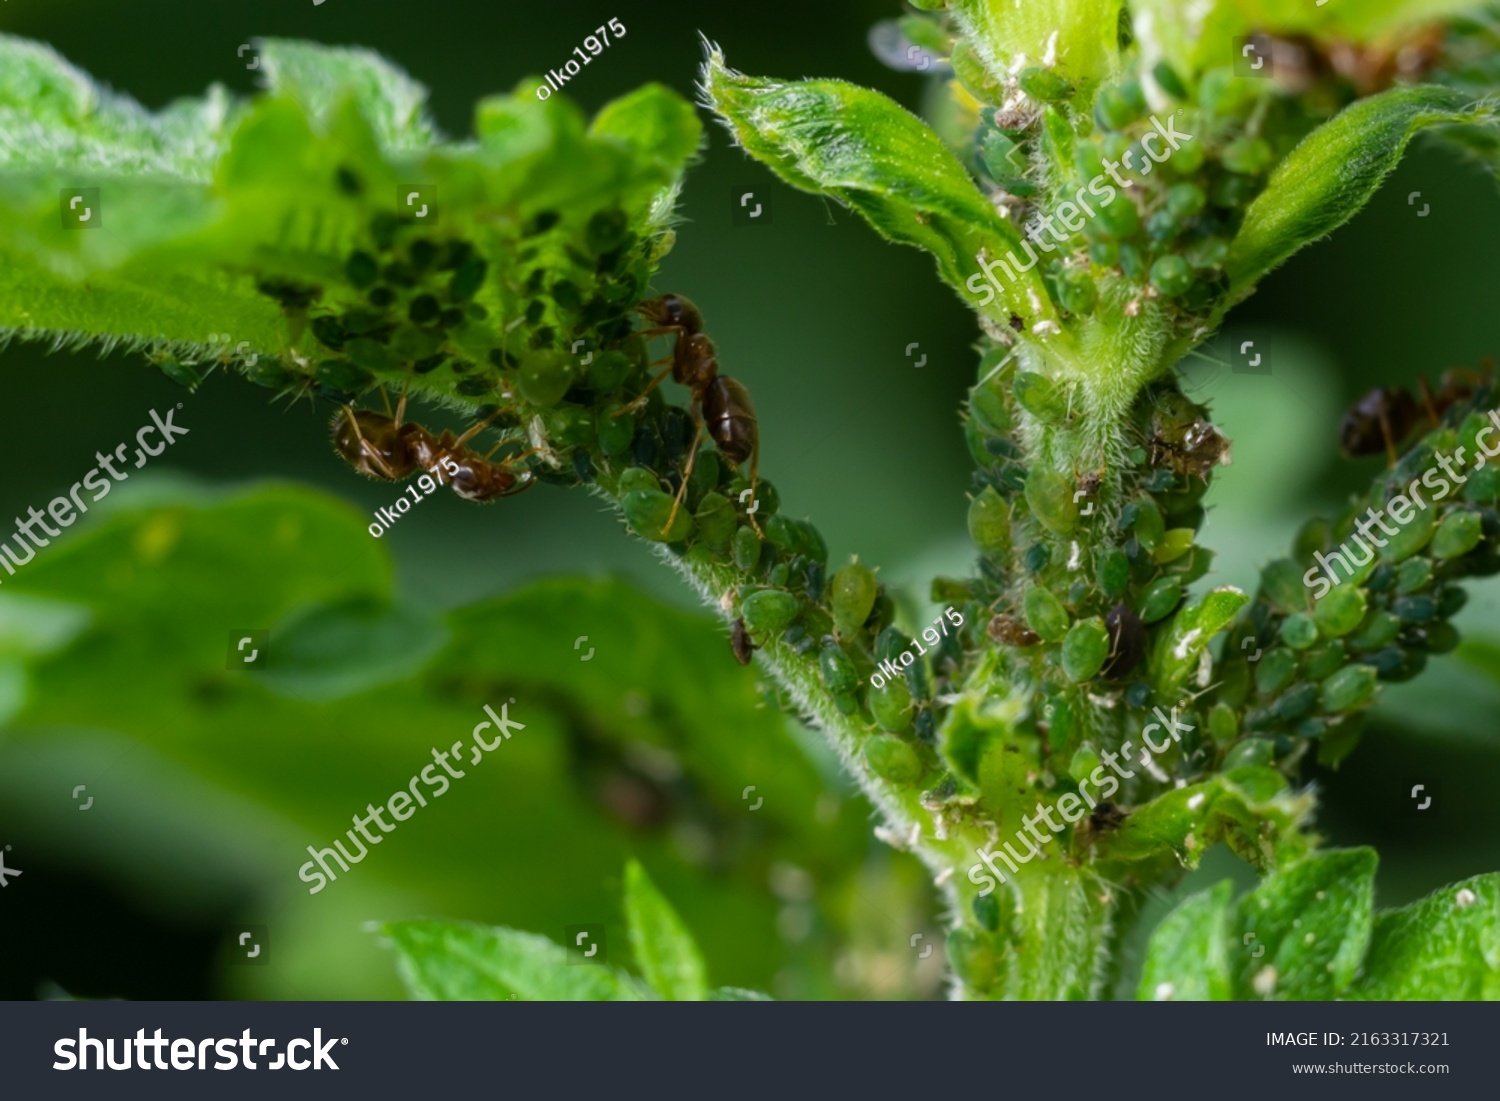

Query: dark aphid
[988,614,1041,647]
[1084,802,1127,835]
[730,618,756,665]
[449,257,488,301]
[311,315,348,351]
[407,239,439,272]
[413,353,446,375]
[524,210,561,236]
[335,165,363,196]
[438,239,474,271]
[443,307,468,328]
[257,278,321,311]
[382,261,418,288]
[346,250,380,289]
[1101,603,1145,678]
[367,287,397,308]
[408,295,441,325]
[488,348,518,371]
[456,375,496,397]
[369,212,401,250]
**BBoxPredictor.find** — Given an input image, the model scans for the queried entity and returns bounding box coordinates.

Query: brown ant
[1338,368,1486,464]
[333,392,536,501]
[614,294,760,536]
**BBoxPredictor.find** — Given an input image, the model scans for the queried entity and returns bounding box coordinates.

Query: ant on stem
[613,294,760,536]
[333,387,536,501]
[1338,367,1490,464]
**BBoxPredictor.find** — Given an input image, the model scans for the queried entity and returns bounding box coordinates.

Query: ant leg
[662,416,705,537]
[611,363,675,417]
[450,408,508,450]
[1379,406,1399,468]
[745,443,764,538]
[1417,376,1439,425]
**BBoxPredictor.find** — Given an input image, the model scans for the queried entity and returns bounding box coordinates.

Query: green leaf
[948,0,1123,90]
[1147,586,1249,698]
[701,45,1055,330]
[623,860,710,1001]
[382,920,646,1000]
[1226,86,1498,298]
[706,986,774,1000]
[1137,880,1234,1001]
[1234,849,1376,999]
[255,38,437,152]
[1348,874,1500,999]
[1089,767,1314,874]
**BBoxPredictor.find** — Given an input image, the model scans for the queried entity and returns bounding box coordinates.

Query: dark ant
[333,392,536,502]
[1338,369,1485,464]
[614,294,760,536]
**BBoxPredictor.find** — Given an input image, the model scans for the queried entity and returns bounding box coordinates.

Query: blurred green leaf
[383,920,646,1000]
[1136,880,1234,1000]
[1347,873,1500,999]
[624,859,709,1000]
[949,0,1123,89]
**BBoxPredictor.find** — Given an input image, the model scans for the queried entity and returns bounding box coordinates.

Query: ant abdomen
[703,376,757,466]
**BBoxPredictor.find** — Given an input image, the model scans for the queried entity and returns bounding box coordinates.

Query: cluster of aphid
[940,26,1447,319]
[957,347,1233,802]
[1219,371,1500,771]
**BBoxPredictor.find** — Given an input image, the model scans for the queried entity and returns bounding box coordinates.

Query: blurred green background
[0,0,1497,1001]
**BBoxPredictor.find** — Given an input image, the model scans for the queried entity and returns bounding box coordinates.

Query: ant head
[639,294,703,333]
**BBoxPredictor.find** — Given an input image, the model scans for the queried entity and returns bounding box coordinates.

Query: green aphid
[156,357,202,391]
[1431,510,1482,559]
[732,524,762,573]
[517,349,573,407]
[1013,371,1072,423]
[864,734,922,784]
[831,557,879,637]
[1098,549,1129,599]
[1152,61,1189,100]
[1223,736,1275,769]
[1125,498,1166,552]
[1137,576,1183,623]
[1058,269,1098,315]
[1272,682,1319,722]
[1208,701,1238,745]
[1018,66,1073,102]
[1254,648,1297,697]
[1321,664,1377,713]
[1097,195,1141,239]
[694,492,736,553]
[617,467,661,496]
[390,325,442,361]
[1093,82,1142,130]
[1220,136,1274,176]
[1150,255,1194,298]
[765,514,804,557]
[740,588,800,635]
[1313,584,1366,637]
[1023,586,1070,642]
[972,893,1001,933]
[622,489,692,542]
[968,486,1012,558]
[316,357,373,391]
[819,642,858,695]
[1025,468,1080,534]
[1350,611,1401,652]
[870,677,914,733]
[1280,612,1319,650]
[1061,617,1110,683]
[1301,641,1346,682]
